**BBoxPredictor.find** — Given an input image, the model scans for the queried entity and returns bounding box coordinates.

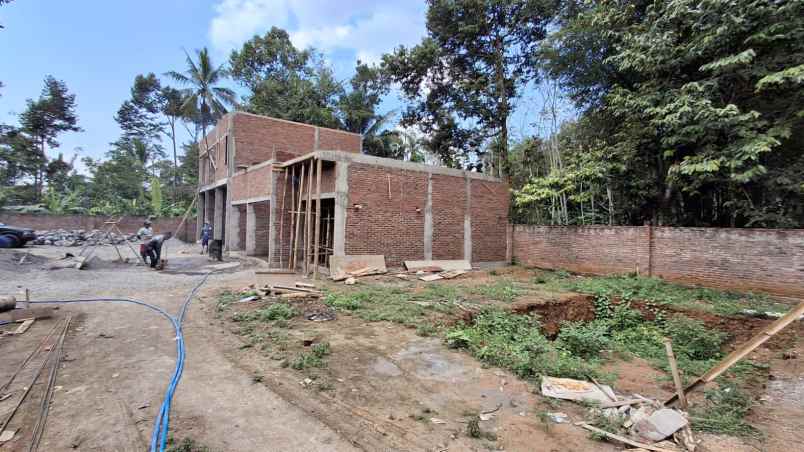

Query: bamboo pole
[277,168,288,269]
[304,159,313,275]
[292,163,305,270]
[313,158,323,279]
[287,166,296,269]
[664,338,688,410]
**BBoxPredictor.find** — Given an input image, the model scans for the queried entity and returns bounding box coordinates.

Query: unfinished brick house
[197,111,510,272]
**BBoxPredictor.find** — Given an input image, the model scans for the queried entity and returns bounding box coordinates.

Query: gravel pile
[32,229,140,247]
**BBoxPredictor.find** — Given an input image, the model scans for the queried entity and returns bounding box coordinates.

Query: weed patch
[691,383,759,437]
[166,438,210,452]
[559,273,781,315]
[232,303,296,323]
[286,342,332,371]
[471,278,523,302]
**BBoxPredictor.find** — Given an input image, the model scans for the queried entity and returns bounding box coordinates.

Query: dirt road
[0,242,356,451]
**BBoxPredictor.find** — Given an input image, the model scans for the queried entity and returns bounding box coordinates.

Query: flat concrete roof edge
[279,150,504,182]
[231,111,362,138]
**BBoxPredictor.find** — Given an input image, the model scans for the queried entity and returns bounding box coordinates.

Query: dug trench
[203,270,803,452]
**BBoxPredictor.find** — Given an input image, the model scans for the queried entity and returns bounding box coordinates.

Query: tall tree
[229,27,342,128]
[166,48,237,158]
[338,61,396,157]
[537,0,804,227]
[383,0,557,176]
[160,86,185,196]
[18,75,82,200]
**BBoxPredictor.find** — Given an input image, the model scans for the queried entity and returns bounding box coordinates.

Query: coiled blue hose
[29,271,215,452]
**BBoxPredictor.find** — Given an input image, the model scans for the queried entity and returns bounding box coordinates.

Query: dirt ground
[0,242,802,451]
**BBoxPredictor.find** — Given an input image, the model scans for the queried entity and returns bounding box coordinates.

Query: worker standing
[143,232,173,269]
[137,220,154,264]
[200,222,212,254]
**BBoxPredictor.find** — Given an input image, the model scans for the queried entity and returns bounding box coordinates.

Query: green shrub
[664,316,725,360]
[557,320,611,358]
[691,383,758,437]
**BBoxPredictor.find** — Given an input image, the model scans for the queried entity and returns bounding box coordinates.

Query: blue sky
[0,1,429,171]
[1,1,564,172]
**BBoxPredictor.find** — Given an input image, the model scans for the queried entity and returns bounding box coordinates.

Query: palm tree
[165,48,237,159]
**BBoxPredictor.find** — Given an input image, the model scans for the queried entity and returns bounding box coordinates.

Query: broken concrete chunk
[344,277,357,285]
[546,412,569,423]
[0,428,17,443]
[633,408,688,442]
[541,376,616,404]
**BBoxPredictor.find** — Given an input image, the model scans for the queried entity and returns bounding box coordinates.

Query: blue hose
[29,271,215,452]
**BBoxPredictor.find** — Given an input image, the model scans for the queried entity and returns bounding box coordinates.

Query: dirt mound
[510,293,595,337]
[0,250,49,272]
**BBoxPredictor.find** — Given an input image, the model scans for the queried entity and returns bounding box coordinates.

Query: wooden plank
[664,338,688,410]
[575,423,677,452]
[313,158,322,280]
[330,255,388,275]
[255,269,296,275]
[287,166,296,269]
[419,274,443,282]
[404,260,472,271]
[277,166,288,269]
[304,160,313,276]
[666,300,804,405]
[292,163,306,270]
[272,284,322,294]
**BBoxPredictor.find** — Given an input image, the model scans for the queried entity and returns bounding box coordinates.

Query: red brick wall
[431,174,466,260]
[512,225,804,297]
[0,213,196,242]
[199,117,231,185]
[318,128,361,152]
[232,113,361,166]
[251,200,270,256]
[471,179,510,262]
[345,164,427,267]
[231,164,273,202]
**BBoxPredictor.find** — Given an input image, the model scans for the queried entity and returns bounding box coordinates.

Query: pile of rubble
[32,229,139,247]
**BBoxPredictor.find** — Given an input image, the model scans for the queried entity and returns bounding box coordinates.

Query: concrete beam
[464,175,472,262]
[267,170,278,266]
[333,161,349,257]
[424,172,433,260]
[213,187,224,241]
[245,203,257,255]
[229,204,241,250]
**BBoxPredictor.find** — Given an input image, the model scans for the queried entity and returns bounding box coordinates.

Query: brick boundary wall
[512,225,804,298]
[0,213,196,243]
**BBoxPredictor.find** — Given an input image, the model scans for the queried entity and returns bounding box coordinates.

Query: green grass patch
[446,308,600,380]
[166,438,210,452]
[470,278,523,302]
[232,303,297,323]
[691,382,760,437]
[215,290,239,312]
[324,286,458,328]
[285,342,332,371]
[555,273,781,316]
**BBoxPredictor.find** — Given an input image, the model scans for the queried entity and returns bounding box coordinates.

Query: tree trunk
[170,119,178,201]
[494,36,509,179]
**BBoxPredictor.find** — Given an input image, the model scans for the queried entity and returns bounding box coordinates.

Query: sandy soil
[0,242,355,452]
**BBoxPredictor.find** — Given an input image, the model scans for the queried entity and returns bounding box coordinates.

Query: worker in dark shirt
[141,232,173,268]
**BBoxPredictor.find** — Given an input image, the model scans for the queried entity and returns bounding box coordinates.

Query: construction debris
[404,260,472,272]
[541,376,616,404]
[31,229,140,246]
[575,423,679,452]
[633,409,689,442]
[418,274,443,282]
[0,429,17,443]
[330,255,387,277]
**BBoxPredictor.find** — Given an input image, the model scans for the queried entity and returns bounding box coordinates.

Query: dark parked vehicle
[0,223,37,248]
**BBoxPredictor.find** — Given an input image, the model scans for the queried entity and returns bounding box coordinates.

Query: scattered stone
[32,229,141,247]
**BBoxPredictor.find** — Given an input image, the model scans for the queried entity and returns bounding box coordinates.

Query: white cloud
[209,0,426,66]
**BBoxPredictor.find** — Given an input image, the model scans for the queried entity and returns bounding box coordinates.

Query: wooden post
[304,159,313,275]
[292,163,306,270]
[663,338,688,410]
[287,166,296,269]
[313,158,323,279]
[277,168,288,269]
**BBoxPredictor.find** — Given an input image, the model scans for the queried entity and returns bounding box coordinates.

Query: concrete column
[228,204,241,250]
[333,161,349,257]
[245,203,257,255]
[196,191,205,241]
[463,175,472,262]
[213,187,224,240]
[204,190,213,226]
[424,172,433,260]
[267,170,278,266]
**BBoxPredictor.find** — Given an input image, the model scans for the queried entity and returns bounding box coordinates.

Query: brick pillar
[196,191,205,241]
[333,161,349,257]
[245,203,257,255]
[228,204,241,250]
[213,187,224,240]
[424,172,433,260]
[463,174,472,262]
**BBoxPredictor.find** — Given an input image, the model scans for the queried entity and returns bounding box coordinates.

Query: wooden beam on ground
[665,300,804,405]
[313,158,322,280]
[575,423,676,452]
[304,160,313,276]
